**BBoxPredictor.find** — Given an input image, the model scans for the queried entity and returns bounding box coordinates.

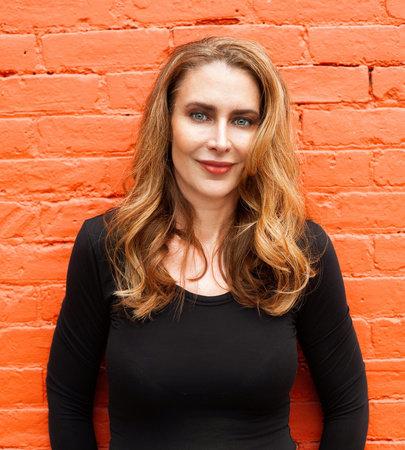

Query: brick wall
[0,1,404,448]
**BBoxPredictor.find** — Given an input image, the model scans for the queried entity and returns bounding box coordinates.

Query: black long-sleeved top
[46,212,369,449]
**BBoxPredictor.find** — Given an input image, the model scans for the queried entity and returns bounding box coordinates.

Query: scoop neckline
[175,284,233,305]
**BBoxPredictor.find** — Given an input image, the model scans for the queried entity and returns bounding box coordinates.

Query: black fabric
[46,213,369,449]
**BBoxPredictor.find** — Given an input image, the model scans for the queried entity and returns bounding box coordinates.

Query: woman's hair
[103,35,323,322]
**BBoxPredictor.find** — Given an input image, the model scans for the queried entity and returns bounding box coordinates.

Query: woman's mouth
[198,161,234,175]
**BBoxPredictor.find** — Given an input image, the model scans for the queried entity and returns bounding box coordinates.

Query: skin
[165,60,261,294]
[170,60,261,246]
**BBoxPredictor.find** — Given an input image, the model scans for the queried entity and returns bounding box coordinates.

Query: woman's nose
[209,119,231,152]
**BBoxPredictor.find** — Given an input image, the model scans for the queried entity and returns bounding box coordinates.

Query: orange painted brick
[303,108,405,147]
[0,243,70,283]
[37,115,137,156]
[366,444,405,449]
[0,118,36,158]
[0,285,38,323]
[0,408,48,447]
[0,368,43,406]
[94,368,109,408]
[308,26,403,64]
[93,406,110,447]
[0,0,117,31]
[42,29,170,72]
[290,401,323,441]
[0,2,403,446]
[371,319,405,358]
[365,359,405,400]
[368,401,405,439]
[106,71,159,110]
[297,444,318,450]
[173,24,307,65]
[365,441,405,450]
[386,0,405,19]
[290,107,301,140]
[0,34,39,72]
[253,0,387,23]
[40,198,116,239]
[0,157,128,199]
[307,192,405,230]
[301,151,371,188]
[373,150,405,186]
[290,363,318,401]
[0,74,101,114]
[332,234,374,274]
[365,443,405,449]
[280,66,370,103]
[0,326,54,366]
[39,284,65,323]
[374,234,405,272]
[0,201,40,239]
[346,277,405,318]
[123,1,251,25]
[372,67,405,101]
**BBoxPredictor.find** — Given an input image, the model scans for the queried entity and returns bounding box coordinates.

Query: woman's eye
[190,112,208,121]
[189,112,253,128]
[234,117,252,127]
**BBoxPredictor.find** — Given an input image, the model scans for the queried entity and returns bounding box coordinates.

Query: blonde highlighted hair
[103,36,322,322]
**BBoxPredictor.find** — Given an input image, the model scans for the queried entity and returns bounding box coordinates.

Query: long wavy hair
[103,35,323,322]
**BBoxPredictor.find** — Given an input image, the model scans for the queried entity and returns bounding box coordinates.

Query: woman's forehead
[174,62,260,109]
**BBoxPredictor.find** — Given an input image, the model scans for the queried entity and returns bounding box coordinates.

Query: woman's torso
[104,236,299,449]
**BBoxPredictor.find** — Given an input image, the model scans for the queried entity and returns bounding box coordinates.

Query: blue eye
[190,112,208,121]
[189,111,253,127]
[234,118,252,127]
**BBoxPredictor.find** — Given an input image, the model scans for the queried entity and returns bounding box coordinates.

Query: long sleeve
[46,219,111,449]
[296,221,369,449]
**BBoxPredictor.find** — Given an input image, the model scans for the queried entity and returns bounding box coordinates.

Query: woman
[46,36,369,449]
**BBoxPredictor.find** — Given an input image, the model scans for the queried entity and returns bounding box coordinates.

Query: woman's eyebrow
[185,101,260,117]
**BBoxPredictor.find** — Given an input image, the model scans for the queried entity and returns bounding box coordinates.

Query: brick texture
[0,1,403,448]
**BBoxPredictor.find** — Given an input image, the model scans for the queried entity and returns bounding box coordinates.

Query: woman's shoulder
[302,218,331,260]
[294,219,345,319]
[81,207,117,239]
[304,218,328,240]
[77,208,118,261]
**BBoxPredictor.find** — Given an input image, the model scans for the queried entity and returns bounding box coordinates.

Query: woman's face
[170,61,261,203]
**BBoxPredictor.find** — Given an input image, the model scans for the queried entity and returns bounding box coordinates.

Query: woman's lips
[198,161,234,175]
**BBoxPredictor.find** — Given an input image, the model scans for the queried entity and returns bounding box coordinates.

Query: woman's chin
[197,187,237,200]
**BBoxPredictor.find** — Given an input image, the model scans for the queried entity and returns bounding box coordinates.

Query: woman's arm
[46,219,110,449]
[296,221,369,449]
